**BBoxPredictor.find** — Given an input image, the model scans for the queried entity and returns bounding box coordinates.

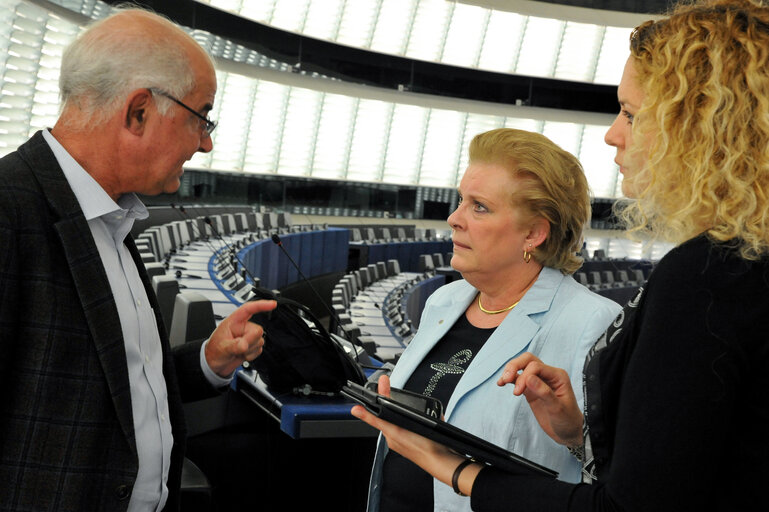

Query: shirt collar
[42,128,148,222]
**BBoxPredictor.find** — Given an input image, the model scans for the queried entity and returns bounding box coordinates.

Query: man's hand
[204,299,277,377]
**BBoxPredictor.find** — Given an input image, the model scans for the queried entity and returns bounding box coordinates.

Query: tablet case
[342,381,558,478]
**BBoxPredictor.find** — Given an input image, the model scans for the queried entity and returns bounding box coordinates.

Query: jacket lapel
[19,131,137,454]
[389,282,477,388]
[446,267,565,416]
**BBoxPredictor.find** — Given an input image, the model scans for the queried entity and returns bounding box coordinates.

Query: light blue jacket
[366,267,621,512]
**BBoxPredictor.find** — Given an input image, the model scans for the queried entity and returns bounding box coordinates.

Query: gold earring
[523,244,532,263]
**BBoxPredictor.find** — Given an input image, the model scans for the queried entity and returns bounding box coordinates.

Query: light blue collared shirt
[42,129,229,511]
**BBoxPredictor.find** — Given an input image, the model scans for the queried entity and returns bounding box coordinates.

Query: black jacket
[471,235,769,511]
[0,131,214,511]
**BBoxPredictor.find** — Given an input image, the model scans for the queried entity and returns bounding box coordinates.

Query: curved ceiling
[100,0,663,114]
[519,0,671,14]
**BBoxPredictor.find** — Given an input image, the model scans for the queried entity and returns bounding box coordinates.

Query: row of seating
[136,211,321,264]
[349,226,446,244]
[578,247,615,261]
[132,239,244,347]
[331,260,428,363]
[132,212,278,346]
[361,239,455,273]
[573,262,654,306]
[416,252,453,273]
[289,204,414,219]
[573,268,648,291]
[132,211,452,350]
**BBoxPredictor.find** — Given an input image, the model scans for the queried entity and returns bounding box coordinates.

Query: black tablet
[342,380,558,478]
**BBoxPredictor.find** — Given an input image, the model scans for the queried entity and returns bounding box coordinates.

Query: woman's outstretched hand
[498,353,584,447]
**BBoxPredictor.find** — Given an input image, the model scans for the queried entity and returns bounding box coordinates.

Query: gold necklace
[477,295,520,315]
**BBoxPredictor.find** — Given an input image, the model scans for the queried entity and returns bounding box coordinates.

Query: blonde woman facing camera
[365,128,620,512]
[353,1,769,511]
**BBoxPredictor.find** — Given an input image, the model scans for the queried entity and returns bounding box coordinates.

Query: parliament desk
[234,368,377,439]
[186,369,378,511]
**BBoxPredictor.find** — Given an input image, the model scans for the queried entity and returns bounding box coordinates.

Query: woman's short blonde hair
[620,0,769,259]
[468,128,591,274]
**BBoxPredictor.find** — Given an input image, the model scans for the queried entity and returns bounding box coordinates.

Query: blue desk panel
[236,228,349,291]
[403,275,446,330]
[299,231,318,277]
[235,369,377,439]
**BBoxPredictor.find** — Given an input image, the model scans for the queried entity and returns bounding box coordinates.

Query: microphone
[172,205,256,294]
[271,233,367,355]
[203,216,261,292]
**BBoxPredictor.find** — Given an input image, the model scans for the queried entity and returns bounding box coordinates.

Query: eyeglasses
[148,87,217,136]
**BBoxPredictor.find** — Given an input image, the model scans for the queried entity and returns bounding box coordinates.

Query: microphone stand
[271,233,369,361]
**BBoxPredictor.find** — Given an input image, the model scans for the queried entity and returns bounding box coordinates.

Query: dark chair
[418,254,435,273]
[145,262,166,280]
[376,261,387,280]
[277,212,292,229]
[169,292,216,347]
[386,259,401,277]
[152,275,180,336]
[573,271,589,287]
[588,271,603,290]
[232,213,248,233]
[601,270,621,288]
[179,457,213,512]
[358,267,371,288]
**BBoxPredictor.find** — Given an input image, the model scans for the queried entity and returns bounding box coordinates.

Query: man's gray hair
[59,9,199,129]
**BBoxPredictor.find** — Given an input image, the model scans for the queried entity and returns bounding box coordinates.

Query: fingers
[351,404,375,424]
[518,373,554,403]
[497,352,542,387]
[230,322,265,361]
[498,353,572,400]
[351,404,391,434]
[378,375,391,397]
[215,299,274,356]
[234,336,264,362]
[206,302,273,376]
[350,404,409,442]
[351,404,456,474]
[227,300,277,334]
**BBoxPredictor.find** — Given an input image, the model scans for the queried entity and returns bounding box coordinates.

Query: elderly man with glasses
[0,7,275,512]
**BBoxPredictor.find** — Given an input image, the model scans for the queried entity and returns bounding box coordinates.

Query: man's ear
[124,89,153,135]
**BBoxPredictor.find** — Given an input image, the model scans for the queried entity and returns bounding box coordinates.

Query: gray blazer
[0,131,214,511]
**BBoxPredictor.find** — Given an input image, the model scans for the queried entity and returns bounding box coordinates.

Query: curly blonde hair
[619,0,769,259]
[469,128,591,274]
